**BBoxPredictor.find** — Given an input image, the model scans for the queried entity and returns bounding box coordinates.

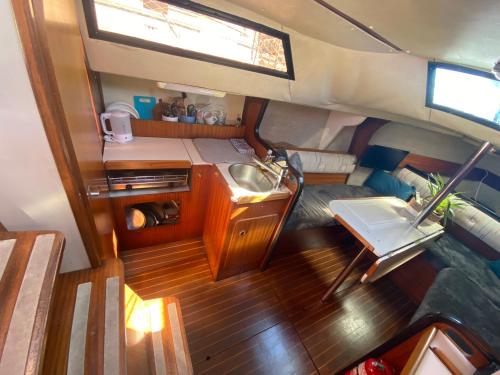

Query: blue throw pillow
[364,169,416,201]
[489,260,500,278]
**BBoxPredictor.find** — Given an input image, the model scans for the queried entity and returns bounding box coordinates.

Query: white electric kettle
[100,111,133,143]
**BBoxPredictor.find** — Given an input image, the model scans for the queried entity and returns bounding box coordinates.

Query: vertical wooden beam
[348,117,389,159]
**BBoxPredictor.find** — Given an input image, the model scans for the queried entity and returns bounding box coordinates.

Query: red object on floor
[345,358,394,375]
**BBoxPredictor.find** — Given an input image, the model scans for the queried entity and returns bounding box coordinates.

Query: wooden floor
[123,238,416,374]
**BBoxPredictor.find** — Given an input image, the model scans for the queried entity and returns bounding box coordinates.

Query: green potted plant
[425,173,464,225]
[161,103,179,122]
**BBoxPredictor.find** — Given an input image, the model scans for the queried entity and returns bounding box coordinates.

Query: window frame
[426,62,500,131]
[82,0,295,80]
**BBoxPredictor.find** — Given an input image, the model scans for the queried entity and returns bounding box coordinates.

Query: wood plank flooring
[124,239,416,374]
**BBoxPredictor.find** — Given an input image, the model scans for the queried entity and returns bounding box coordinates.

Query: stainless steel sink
[228,163,274,192]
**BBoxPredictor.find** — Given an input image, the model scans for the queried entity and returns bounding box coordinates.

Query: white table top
[329,197,444,257]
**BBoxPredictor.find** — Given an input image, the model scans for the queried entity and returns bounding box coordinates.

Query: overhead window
[426,62,500,130]
[83,0,294,79]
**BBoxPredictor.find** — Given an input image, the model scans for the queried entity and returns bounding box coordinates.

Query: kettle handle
[100,113,113,135]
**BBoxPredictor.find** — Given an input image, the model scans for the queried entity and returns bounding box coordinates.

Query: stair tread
[125,292,193,375]
[0,231,64,375]
[147,296,194,375]
[43,258,125,374]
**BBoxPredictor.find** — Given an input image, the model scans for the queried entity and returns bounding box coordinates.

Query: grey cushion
[411,268,500,356]
[284,184,377,231]
[428,234,500,308]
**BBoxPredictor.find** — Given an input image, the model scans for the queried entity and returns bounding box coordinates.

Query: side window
[83,0,295,79]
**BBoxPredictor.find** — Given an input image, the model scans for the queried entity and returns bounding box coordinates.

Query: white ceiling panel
[229,0,500,70]
[227,0,396,53]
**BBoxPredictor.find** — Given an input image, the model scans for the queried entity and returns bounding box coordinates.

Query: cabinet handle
[238,230,247,237]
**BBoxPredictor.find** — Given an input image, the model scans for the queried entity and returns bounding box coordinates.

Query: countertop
[103,137,210,168]
[104,137,191,164]
[103,137,290,203]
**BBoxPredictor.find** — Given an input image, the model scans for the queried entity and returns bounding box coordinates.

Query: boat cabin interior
[1,0,500,374]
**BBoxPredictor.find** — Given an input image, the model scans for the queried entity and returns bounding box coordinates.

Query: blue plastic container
[179,115,196,124]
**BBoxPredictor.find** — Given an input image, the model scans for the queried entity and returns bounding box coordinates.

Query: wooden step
[146,297,193,375]
[43,258,126,374]
[0,231,64,375]
[124,290,193,375]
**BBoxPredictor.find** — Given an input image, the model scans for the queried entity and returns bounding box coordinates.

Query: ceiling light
[156,82,226,97]
[492,60,500,80]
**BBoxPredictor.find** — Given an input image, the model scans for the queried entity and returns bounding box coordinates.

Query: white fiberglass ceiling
[228,0,500,70]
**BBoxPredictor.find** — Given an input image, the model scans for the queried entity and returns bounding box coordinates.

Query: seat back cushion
[286,150,357,174]
[364,169,415,201]
[395,168,500,253]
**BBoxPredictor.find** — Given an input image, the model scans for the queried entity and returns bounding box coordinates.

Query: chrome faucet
[252,150,288,190]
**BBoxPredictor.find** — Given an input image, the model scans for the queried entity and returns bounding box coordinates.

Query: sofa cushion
[395,168,500,253]
[395,168,432,197]
[428,234,500,308]
[411,267,500,356]
[364,170,415,201]
[451,203,500,252]
[286,150,357,174]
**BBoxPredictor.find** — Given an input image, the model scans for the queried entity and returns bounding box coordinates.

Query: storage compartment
[203,168,289,280]
[125,200,180,231]
[110,165,211,251]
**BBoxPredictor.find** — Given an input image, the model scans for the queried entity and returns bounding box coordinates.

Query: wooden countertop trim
[104,160,192,170]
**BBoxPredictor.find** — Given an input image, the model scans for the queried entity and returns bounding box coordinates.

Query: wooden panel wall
[242,97,269,157]
[348,117,389,158]
[111,165,211,250]
[131,119,245,139]
[303,173,348,185]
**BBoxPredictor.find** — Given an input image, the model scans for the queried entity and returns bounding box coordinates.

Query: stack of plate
[105,101,139,119]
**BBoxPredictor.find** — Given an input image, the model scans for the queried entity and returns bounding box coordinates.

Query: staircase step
[147,297,193,375]
[0,231,64,375]
[124,290,193,375]
[43,259,125,374]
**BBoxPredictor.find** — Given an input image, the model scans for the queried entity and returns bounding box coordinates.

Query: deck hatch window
[426,62,500,130]
[83,0,294,79]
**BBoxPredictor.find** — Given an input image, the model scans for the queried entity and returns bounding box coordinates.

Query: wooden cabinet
[203,169,288,280]
[111,165,210,250]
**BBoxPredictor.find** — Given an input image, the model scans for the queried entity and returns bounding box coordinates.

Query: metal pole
[413,141,494,227]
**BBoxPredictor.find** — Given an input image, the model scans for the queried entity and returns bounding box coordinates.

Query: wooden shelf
[131,119,246,139]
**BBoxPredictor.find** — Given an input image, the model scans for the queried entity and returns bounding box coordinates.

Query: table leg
[321,246,370,303]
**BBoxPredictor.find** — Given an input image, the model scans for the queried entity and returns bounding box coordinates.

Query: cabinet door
[221,214,280,279]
